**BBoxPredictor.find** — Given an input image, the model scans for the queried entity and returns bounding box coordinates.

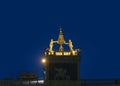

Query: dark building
[0,28,120,86]
[19,72,38,80]
[42,28,80,86]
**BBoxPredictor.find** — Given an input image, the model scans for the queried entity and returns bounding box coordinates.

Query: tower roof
[57,27,65,45]
[45,27,80,56]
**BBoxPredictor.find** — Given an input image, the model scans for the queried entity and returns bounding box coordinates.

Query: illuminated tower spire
[47,26,80,55]
[57,27,66,51]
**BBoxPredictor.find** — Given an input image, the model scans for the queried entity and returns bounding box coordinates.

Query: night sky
[0,0,120,80]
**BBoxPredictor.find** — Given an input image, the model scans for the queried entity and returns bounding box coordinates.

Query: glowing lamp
[42,58,46,63]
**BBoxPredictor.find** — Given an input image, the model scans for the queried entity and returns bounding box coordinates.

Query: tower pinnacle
[60,27,62,34]
[57,27,65,51]
[58,27,65,44]
[46,27,80,56]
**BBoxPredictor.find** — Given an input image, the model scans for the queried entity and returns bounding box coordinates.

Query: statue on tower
[49,39,54,52]
[69,40,74,51]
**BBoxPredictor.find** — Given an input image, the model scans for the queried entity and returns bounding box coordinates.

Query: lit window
[48,52,51,55]
[64,52,70,55]
[56,52,62,55]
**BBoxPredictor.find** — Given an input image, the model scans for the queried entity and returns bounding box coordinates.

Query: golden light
[42,58,46,63]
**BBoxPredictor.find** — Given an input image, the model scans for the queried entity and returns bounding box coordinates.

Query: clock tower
[42,28,81,86]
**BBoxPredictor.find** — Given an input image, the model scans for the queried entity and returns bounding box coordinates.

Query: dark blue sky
[0,0,120,79]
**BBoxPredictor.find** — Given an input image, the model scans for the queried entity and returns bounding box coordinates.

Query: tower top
[57,27,65,51]
[45,27,80,56]
[60,27,62,33]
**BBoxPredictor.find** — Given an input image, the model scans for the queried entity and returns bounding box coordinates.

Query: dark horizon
[0,0,120,80]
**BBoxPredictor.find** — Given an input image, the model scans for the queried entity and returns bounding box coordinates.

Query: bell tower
[42,27,80,86]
